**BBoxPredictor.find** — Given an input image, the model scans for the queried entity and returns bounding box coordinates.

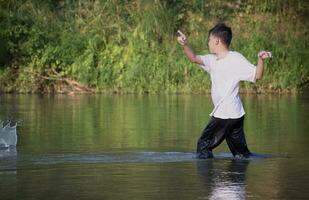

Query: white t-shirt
[198,51,256,119]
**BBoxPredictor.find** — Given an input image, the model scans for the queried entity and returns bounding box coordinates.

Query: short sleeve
[197,54,212,73]
[236,53,257,83]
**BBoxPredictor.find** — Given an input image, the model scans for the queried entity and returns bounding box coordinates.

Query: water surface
[0,94,308,199]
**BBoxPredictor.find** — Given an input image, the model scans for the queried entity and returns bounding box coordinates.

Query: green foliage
[0,0,308,93]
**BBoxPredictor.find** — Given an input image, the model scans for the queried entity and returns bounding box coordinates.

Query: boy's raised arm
[255,51,272,80]
[177,30,203,65]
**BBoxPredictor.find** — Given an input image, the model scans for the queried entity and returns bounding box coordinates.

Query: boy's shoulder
[201,53,217,61]
[229,51,244,58]
[202,51,247,63]
[204,51,245,59]
[229,51,249,60]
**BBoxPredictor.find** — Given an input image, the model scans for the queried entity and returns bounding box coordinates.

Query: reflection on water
[0,94,308,200]
[197,160,249,200]
[0,146,17,157]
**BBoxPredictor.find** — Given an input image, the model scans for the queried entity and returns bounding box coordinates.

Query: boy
[177,23,271,159]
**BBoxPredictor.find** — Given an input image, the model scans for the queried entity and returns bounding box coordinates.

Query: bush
[0,0,308,93]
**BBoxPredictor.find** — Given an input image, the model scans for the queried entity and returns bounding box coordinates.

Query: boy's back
[198,51,256,119]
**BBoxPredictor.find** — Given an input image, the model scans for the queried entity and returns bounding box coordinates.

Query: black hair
[208,23,232,47]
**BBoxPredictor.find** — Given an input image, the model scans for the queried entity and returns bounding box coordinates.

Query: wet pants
[196,116,252,159]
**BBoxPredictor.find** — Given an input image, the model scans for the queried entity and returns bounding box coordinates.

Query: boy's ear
[215,38,220,45]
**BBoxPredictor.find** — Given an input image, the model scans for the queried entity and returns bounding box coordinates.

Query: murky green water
[0,94,308,200]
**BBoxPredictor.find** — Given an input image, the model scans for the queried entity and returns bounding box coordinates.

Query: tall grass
[0,0,308,93]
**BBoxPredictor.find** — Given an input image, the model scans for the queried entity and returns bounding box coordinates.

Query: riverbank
[0,82,304,95]
[0,1,308,94]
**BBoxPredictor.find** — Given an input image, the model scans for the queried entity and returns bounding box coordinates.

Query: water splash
[29,152,271,165]
[0,121,18,148]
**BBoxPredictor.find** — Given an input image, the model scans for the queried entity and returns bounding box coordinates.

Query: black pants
[196,116,251,159]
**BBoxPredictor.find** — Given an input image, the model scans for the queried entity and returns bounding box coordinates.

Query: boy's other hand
[258,51,272,60]
[177,30,187,46]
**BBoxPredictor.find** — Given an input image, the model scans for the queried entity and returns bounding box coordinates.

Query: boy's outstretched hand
[177,30,187,46]
[258,51,272,60]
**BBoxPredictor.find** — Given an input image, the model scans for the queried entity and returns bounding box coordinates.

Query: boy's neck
[215,48,230,60]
